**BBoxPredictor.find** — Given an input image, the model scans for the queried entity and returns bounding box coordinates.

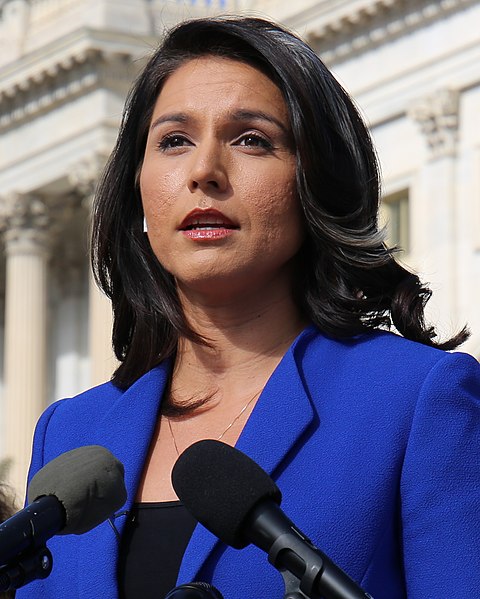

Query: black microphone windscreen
[27,445,127,535]
[171,440,281,549]
[164,582,224,598]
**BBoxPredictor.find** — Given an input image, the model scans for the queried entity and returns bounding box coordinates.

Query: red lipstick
[179,208,238,241]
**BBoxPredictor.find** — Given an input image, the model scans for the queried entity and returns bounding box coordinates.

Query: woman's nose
[187,144,228,194]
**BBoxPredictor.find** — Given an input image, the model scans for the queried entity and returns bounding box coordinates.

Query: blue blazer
[16,327,480,598]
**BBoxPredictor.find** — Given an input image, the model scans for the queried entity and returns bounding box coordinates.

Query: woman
[18,16,480,599]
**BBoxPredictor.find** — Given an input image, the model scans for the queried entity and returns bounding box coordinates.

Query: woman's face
[140,56,304,302]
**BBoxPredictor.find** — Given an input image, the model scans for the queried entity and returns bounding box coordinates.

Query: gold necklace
[166,390,261,456]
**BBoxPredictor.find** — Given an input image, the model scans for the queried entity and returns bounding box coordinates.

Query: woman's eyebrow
[149,109,289,135]
[150,112,188,131]
[231,109,289,135]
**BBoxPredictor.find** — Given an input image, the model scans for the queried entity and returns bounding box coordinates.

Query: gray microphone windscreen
[27,445,127,535]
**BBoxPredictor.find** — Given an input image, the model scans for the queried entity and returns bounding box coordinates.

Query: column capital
[409,88,460,159]
[68,153,108,210]
[51,245,85,297]
[1,191,52,256]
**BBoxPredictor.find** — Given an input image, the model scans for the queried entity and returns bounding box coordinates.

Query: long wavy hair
[92,16,468,389]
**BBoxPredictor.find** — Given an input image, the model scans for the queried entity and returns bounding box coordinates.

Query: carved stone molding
[68,153,108,209]
[0,192,53,255]
[0,190,81,255]
[47,190,90,296]
[409,88,460,159]
[0,49,136,131]
[306,0,475,64]
[50,244,85,296]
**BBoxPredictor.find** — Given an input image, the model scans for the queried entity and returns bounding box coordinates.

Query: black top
[118,501,197,599]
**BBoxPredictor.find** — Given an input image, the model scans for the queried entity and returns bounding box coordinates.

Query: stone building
[259,0,480,361]
[0,0,231,496]
[0,0,479,496]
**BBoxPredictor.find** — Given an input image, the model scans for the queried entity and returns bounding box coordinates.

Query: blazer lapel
[178,329,317,584]
[76,363,171,598]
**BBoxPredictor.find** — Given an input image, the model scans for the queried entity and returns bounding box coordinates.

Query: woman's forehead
[151,56,289,126]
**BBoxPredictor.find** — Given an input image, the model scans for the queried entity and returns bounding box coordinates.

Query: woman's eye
[237,134,273,150]
[157,135,191,150]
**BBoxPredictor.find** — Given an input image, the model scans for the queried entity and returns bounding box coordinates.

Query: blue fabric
[16,327,480,598]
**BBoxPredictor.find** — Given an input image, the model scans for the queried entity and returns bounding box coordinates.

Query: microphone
[0,445,127,588]
[164,582,224,598]
[172,440,373,599]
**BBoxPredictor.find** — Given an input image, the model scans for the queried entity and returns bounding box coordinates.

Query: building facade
[0,0,479,496]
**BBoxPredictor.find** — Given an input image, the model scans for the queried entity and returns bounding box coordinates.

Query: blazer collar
[77,362,171,598]
[77,325,319,596]
[178,326,318,584]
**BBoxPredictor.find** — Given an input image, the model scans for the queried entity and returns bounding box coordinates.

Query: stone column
[50,241,87,400]
[409,88,460,321]
[69,154,117,386]
[87,270,117,386]
[2,192,51,498]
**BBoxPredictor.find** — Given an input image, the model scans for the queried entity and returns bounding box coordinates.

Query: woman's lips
[179,208,238,241]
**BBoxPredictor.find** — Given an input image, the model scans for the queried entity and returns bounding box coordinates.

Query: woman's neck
[172,287,308,400]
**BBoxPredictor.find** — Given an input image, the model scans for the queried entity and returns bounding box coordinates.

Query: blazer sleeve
[13,400,67,599]
[25,399,67,488]
[400,351,480,597]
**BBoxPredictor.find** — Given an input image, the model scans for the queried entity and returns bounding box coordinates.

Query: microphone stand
[282,568,315,599]
[278,559,373,599]
[262,522,374,599]
[0,544,53,592]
